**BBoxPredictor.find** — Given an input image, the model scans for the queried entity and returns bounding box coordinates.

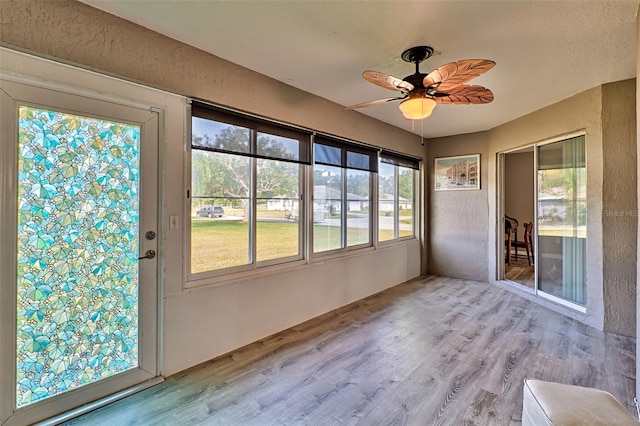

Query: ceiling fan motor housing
[403,73,429,91]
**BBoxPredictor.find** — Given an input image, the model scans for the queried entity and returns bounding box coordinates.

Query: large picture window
[378,151,419,241]
[190,106,310,276]
[313,137,377,253]
[190,106,420,277]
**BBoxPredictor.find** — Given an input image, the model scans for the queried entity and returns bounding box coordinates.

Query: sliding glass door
[499,134,586,310]
[536,135,586,306]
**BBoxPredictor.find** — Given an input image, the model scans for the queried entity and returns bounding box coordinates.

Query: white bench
[522,379,638,425]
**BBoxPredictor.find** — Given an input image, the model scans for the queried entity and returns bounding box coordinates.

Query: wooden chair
[511,222,534,266]
[505,214,519,241]
[505,223,512,265]
[504,216,518,265]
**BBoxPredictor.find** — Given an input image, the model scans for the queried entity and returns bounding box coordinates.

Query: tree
[346,171,370,197]
[379,174,394,196]
[192,128,299,219]
[398,168,414,201]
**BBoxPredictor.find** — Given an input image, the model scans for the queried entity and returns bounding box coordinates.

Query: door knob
[138,249,156,260]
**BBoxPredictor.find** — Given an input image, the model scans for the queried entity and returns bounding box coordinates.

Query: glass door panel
[16,106,143,407]
[537,135,586,305]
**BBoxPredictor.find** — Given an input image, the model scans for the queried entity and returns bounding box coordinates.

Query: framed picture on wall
[434,154,481,191]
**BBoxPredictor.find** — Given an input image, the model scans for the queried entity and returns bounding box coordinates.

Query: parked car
[196,205,224,218]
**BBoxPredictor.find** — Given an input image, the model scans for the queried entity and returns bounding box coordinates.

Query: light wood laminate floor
[505,257,535,289]
[64,276,636,426]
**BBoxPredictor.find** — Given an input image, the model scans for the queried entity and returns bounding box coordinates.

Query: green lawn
[191,219,250,273]
[191,218,399,273]
[538,226,587,238]
[312,224,371,252]
[378,209,413,217]
[191,219,300,273]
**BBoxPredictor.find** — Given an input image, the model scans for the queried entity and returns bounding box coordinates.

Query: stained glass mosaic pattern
[16,106,141,407]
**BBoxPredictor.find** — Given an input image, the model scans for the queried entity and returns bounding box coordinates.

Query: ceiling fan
[346,46,495,120]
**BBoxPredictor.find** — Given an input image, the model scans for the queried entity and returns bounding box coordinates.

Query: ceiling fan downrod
[401,46,435,88]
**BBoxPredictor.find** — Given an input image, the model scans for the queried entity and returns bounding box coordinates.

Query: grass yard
[191,219,251,273]
[256,221,299,261]
[191,218,401,273]
[191,219,300,273]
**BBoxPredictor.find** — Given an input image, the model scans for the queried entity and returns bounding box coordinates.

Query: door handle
[138,249,156,260]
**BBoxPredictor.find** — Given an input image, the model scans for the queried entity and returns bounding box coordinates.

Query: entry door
[1,79,159,425]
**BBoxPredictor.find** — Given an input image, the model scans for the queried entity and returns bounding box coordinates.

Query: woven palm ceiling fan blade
[424,59,495,92]
[345,95,407,110]
[434,85,494,104]
[363,70,414,92]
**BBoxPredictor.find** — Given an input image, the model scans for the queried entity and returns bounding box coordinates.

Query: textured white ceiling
[81,0,638,138]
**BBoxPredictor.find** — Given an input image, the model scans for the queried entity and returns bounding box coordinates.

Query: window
[190,105,420,277]
[190,105,310,276]
[378,151,419,241]
[313,137,377,253]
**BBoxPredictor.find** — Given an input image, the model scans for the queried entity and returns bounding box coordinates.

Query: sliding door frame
[496,145,536,293]
[497,130,586,313]
[534,131,587,313]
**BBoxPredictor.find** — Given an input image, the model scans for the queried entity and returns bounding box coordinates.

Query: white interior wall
[164,243,420,373]
[427,133,490,282]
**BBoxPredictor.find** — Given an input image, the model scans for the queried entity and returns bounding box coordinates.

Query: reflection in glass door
[537,135,586,306]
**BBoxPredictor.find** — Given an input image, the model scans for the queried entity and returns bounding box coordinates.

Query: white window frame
[186,105,310,286]
[311,136,378,257]
[378,154,419,243]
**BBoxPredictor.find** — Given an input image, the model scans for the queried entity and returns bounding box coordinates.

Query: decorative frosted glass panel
[16,106,141,407]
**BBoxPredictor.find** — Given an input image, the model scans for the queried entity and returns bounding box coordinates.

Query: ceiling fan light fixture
[398,92,437,120]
